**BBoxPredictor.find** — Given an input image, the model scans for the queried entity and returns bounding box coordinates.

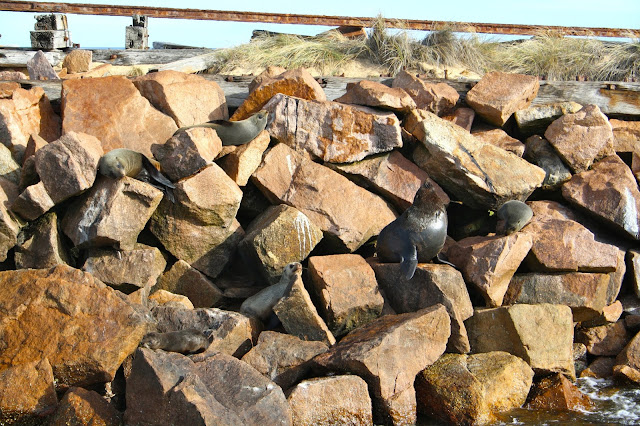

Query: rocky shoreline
[0,49,640,425]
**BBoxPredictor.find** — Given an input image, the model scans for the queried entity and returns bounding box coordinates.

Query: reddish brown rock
[328,150,448,211]
[576,321,631,357]
[33,131,103,205]
[241,331,328,390]
[629,250,640,298]
[525,373,593,412]
[11,180,55,221]
[447,233,533,307]
[523,135,573,190]
[0,359,57,424]
[465,71,539,126]
[610,118,640,155]
[152,305,258,358]
[472,128,525,156]
[466,304,575,378]
[308,254,384,337]
[218,129,271,186]
[133,70,228,127]
[505,272,611,323]
[0,71,28,82]
[0,86,61,162]
[193,352,293,426]
[0,265,152,388]
[415,352,534,426]
[514,101,583,137]
[62,49,92,74]
[287,375,373,425]
[545,104,614,173]
[441,107,475,131]
[149,290,194,310]
[523,200,620,272]
[312,305,451,425]
[50,387,122,426]
[252,143,397,252]
[408,110,545,209]
[152,127,222,181]
[15,211,71,269]
[371,262,472,354]
[232,67,326,121]
[61,76,178,157]
[82,244,167,292]
[125,348,243,425]
[248,65,287,93]
[273,271,336,346]
[155,260,223,308]
[562,155,640,240]
[62,176,163,250]
[581,357,616,378]
[334,79,416,112]
[263,94,402,163]
[150,164,244,278]
[0,177,22,262]
[240,204,323,284]
[392,70,459,115]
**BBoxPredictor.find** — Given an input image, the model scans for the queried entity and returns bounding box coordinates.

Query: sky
[1,0,639,49]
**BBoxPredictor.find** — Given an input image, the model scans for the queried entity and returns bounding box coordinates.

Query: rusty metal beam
[1,1,638,38]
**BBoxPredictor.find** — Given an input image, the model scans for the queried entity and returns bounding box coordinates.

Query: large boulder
[133,70,228,127]
[407,110,545,209]
[252,143,397,252]
[392,71,459,115]
[0,265,152,389]
[61,76,177,157]
[263,94,402,163]
[335,79,416,113]
[312,305,450,425]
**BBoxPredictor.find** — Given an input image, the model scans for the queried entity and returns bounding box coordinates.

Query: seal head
[496,200,533,235]
[139,329,210,354]
[376,181,448,280]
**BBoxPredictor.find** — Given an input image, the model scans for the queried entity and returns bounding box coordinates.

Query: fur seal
[240,262,302,321]
[98,148,175,202]
[139,329,210,354]
[174,110,269,146]
[496,200,533,235]
[376,181,448,280]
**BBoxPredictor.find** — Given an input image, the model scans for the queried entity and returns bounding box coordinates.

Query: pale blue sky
[1,0,639,48]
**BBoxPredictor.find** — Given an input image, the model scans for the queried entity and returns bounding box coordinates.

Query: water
[495,377,640,425]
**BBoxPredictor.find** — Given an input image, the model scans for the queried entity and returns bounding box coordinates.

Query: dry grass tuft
[207,18,639,81]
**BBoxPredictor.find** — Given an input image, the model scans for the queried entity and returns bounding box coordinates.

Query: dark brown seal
[376,181,448,279]
[174,110,269,146]
[98,148,175,201]
[139,329,210,354]
[496,200,533,235]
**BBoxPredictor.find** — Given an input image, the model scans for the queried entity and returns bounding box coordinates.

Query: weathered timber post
[30,13,72,50]
[125,14,149,49]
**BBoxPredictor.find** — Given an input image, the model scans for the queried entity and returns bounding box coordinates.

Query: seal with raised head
[98,148,175,202]
[376,181,448,280]
[496,200,533,235]
[240,262,302,321]
[174,110,269,146]
[139,329,210,354]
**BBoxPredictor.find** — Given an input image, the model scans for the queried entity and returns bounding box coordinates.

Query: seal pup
[376,181,448,280]
[240,262,302,321]
[173,110,269,146]
[496,200,533,235]
[139,329,210,354]
[98,148,175,202]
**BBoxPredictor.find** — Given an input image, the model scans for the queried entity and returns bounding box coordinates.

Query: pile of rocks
[0,64,639,425]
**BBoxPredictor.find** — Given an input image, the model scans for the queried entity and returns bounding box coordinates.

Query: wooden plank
[0,47,215,67]
[1,1,638,38]
[6,76,640,119]
[156,52,222,74]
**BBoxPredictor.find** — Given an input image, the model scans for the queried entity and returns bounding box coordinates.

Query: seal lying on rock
[496,200,533,235]
[376,181,448,280]
[240,262,302,321]
[139,329,210,354]
[98,148,175,202]
[173,110,269,146]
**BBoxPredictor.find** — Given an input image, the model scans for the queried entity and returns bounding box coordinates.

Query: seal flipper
[400,244,418,280]
[140,155,175,188]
